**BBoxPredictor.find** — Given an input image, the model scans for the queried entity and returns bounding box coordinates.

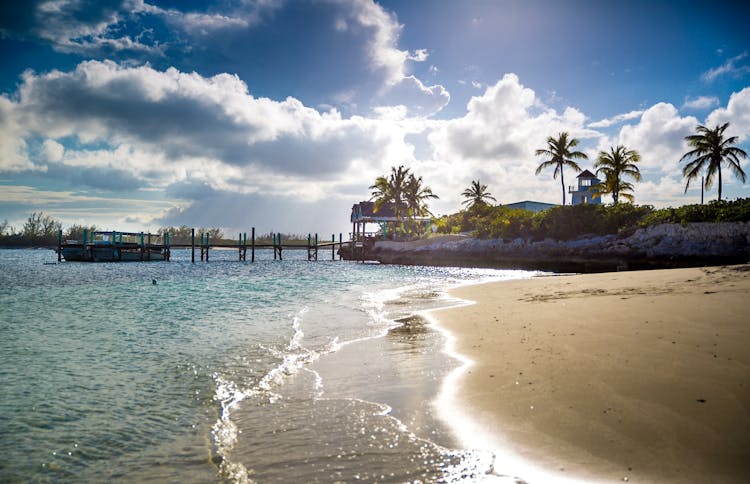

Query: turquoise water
[0,248,535,482]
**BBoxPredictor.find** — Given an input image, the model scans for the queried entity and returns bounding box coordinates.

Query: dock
[56,228,367,263]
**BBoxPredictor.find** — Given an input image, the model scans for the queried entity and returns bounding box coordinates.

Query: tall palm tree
[680,122,747,201]
[593,145,642,204]
[404,173,438,218]
[535,132,588,205]
[461,180,496,209]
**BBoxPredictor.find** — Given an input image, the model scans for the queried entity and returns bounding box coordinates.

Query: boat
[58,230,170,262]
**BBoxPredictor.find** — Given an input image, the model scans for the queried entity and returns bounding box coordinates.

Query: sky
[1,0,749,237]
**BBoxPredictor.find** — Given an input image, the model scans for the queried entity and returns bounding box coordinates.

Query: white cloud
[0,0,278,56]
[378,76,450,117]
[702,51,750,82]
[588,110,644,128]
[333,0,407,84]
[0,96,36,172]
[705,87,750,141]
[681,95,719,110]
[331,0,449,115]
[5,60,418,204]
[617,103,698,173]
[40,139,65,162]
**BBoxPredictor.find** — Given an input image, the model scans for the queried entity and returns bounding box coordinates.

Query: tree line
[0,216,320,247]
[0,216,227,247]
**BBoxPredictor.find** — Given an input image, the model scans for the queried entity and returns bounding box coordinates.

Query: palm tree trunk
[560,169,566,205]
[718,166,723,202]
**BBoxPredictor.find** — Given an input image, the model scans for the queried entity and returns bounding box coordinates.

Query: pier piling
[56,225,353,264]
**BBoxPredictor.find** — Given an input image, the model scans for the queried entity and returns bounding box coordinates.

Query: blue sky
[1,0,749,236]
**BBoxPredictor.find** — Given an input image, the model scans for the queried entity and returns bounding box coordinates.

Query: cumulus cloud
[706,87,750,141]
[430,74,596,163]
[40,139,65,162]
[0,96,36,172]
[16,60,405,179]
[616,103,698,173]
[682,96,719,110]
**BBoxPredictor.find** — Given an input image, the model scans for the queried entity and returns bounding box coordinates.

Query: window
[580,178,592,187]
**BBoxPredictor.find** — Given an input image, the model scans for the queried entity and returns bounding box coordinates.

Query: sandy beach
[433,265,750,483]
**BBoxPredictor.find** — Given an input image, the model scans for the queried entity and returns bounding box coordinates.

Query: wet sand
[433,265,750,483]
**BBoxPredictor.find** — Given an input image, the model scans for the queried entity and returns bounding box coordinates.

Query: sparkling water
[0,248,535,482]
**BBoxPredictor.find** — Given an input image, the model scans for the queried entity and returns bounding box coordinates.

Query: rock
[364,222,750,271]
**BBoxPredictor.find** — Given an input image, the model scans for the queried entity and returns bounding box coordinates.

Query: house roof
[577,169,597,178]
[505,200,558,213]
[353,201,394,218]
[350,201,430,222]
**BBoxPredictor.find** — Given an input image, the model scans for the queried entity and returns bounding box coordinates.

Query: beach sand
[433,265,750,483]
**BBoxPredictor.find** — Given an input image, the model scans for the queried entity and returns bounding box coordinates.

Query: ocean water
[0,248,536,483]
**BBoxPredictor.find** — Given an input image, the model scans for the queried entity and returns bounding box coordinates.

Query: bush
[431,198,749,242]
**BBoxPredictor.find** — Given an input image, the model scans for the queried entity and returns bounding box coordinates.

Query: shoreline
[428,265,750,483]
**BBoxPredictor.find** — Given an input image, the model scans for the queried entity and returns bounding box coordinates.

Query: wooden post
[251,227,255,262]
[165,232,170,261]
[272,232,276,260]
[239,233,242,261]
[140,232,145,261]
[147,232,152,261]
[331,234,335,260]
[57,229,62,262]
[191,228,195,263]
[314,233,318,261]
[278,233,282,260]
[339,233,342,261]
[206,233,210,262]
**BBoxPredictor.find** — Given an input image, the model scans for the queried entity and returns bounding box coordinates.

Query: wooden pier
[56,227,360,263]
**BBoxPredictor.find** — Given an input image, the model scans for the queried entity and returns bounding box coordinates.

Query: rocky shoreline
[343,222,750,272]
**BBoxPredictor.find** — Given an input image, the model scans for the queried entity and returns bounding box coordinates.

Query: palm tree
[593,145,642,204]
[535,132,588,205]
[370,166,438,238]
[404,173,438,217]
[461,180,496,209]
[370,165,410,219]
[680,122,747,202]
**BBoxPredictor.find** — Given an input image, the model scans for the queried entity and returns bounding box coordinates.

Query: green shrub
[428,198,749,242]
